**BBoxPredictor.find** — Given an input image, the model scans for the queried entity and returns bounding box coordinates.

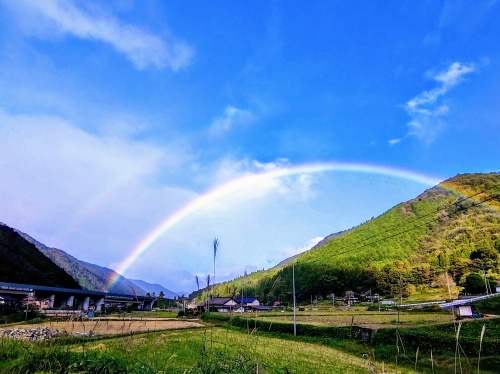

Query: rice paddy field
[247,307,454,328]
[10,317,203,335]
[1,309,499,373]
[0,324,409,373]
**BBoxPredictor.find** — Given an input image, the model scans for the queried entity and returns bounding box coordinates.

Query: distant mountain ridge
[0,223,174,298]
[13,229,147,295]
[129,279,179,298]
[0,223,81,289]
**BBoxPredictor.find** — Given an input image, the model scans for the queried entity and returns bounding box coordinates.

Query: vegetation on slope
[0,223,81,289]
[199,173,500,304]
[15,229,146,294]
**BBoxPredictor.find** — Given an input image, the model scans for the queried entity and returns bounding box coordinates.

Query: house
[233,297,261,312]
[234,297,260,307]
[23,296,51,310]
[209,297,238,313]
[248,305,273,312]
[344,292,360,306]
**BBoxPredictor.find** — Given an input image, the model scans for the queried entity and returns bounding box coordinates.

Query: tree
[470,248,499,272]
[158,291,165,299]
[465,273,486,295]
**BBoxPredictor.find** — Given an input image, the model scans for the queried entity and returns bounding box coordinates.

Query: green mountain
[0,223,81,289]
[204,173,500,304]
[15,230,146,295]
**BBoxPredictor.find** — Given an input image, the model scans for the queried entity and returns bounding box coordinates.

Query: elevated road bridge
[0,281,157,312]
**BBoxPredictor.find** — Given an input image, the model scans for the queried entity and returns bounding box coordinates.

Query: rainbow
[107,162,444,289]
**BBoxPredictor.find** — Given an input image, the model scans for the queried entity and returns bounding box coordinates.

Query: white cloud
[0,108,324,291]
[388,138,401,146]
[2,0,193,70]
[434,62,475,87]
[0,108,195,264]
[272,236,324,265]
[208,106,254,138]
[0,109,437,292]
[402,62,475,143]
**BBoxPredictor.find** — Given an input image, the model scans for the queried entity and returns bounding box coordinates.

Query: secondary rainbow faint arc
[107,162,442,288]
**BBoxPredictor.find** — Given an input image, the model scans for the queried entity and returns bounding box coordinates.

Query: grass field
[0,325,413,373]
[2,308,499,373]
[249,308,454,328]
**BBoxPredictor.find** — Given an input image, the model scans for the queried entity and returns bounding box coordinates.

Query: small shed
[454,305,483,320]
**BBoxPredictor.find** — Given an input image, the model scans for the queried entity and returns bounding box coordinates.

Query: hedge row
[228,316,353,339]
[202,314,500,357]
[372,323,500,356]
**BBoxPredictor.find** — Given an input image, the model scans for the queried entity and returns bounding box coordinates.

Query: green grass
[3,310,500,373]
[123,310,179,318]
[0,327,400,373]
[253,309,453,328]
[200,310,500,373]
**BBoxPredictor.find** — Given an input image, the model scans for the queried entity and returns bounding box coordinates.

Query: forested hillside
[200,173,500,304]
[0,223,81,289]
[16,231,146,295]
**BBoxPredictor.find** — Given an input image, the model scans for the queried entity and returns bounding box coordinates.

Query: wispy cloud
[208,106,254,138]
[397,62,475,144]
[388,138,401,146]
[0,108,195,264]
[2,0,193,70]
[271,236,324,265]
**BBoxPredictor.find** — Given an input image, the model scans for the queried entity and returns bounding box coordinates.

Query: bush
[477,297,500,314]
[229,316,352,339]
[26,316,46,324]
[2,343,157,374]
[201,312,231,322]
[0,309,41,324]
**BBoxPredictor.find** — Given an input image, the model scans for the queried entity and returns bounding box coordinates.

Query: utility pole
[446,271,452,299]
[293,261,297,336]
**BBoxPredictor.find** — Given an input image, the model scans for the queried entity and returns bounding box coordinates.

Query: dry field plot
[254,310,454,328]
[13,318,203,335]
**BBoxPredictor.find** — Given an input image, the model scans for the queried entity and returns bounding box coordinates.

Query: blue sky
[0,1,498,293]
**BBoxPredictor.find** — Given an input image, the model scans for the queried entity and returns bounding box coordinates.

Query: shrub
[201,312,231,322]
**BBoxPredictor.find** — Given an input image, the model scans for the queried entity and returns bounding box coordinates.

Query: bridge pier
[63,295,74,308]
[95,297,105,312]
[77,296,90,311]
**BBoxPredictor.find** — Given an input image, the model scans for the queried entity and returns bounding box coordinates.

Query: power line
[318,182,500,254]
[303,184,500,263]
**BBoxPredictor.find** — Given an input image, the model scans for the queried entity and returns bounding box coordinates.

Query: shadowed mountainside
[14,229,146,295]
[0,223,81,289]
